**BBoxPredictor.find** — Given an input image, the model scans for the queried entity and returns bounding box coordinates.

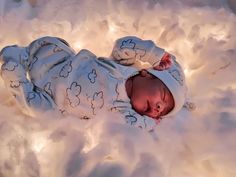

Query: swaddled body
[0,36,186,131]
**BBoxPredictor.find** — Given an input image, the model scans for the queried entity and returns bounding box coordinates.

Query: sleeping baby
[0,36,186,131]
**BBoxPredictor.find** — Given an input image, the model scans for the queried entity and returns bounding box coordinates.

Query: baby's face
[125,69,174,120]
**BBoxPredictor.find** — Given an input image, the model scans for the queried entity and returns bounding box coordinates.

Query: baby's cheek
[130,99,144,114]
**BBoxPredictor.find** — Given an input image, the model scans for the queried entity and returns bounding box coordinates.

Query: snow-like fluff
[0,0,236,177]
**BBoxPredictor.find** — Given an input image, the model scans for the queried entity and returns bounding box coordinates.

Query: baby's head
[126,57,186,120]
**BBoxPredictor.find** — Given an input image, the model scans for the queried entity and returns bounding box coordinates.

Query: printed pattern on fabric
[1,60,18,71]
[113,81,125,101]
[125,111,138,125]
[88,69,97,84]
[53,46,63,53]
[123,110,155,130]
[38,40,48,47]
[91,91,104,115]
[114,82,120,101]
[113,39,147,62]
[1,61,26,82]
[59,61,73,78]
[66,82,82,108]
[44,82,53,97]
[1,61,24,88]
[10,80,21,88]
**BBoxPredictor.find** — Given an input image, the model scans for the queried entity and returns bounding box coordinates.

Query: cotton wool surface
[0,0,236,177]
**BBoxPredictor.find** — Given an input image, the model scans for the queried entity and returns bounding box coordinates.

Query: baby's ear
[153,52,172,71]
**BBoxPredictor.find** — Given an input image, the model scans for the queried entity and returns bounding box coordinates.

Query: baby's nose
[156,103,164,113]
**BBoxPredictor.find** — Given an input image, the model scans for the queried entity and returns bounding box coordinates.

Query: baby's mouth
[144,101,161,119]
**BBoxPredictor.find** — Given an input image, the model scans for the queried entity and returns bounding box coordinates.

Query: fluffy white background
[0,0,236,177]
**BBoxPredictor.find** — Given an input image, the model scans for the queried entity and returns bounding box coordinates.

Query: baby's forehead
[150,76,171,93]
[147,75,166,88]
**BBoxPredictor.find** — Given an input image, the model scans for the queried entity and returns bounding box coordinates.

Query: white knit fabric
[0,36,157,131]
[148,56,187,117]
